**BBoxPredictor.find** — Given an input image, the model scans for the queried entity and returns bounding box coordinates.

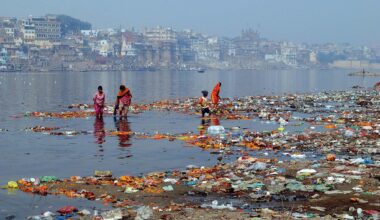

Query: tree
[56,15,92,35]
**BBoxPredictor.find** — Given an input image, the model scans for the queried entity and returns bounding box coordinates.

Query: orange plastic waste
[326,154,336,161]
[324,124,337,129]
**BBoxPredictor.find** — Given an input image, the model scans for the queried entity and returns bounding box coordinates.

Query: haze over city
[1,0,379,45]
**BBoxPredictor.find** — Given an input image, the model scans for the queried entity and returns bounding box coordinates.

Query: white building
[80,30,99,37]
[280,42,297,66]
[309,51,317,63]
[265,50,282,62]
[121,42,137,57]
[264,43,298,66]
[4,27,15,37]
[143,26,177,43]
[191,38,221,61]
[93,40,114,57]
[21,26,36,42]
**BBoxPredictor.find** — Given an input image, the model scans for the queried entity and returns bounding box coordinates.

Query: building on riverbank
[331,60,380,69]
[1,14,380,72]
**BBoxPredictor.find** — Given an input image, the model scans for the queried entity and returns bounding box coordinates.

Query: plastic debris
[135,206,153,220]
[77,209,91,216]
[124,186,139,194]
[57,206,78,215]
[200,200,236,210]
[326,154,336,161]
[95,170,113,177]
[10,89,380,218]
[101,208,123,220]
[296,169,317,177]
[207,125,225,135]
[162,185,174,191]
[40,176,58,183]
[6,181,18,189]
[248,162,267,171]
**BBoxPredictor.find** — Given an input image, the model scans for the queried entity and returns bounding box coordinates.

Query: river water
[0,69,378,218]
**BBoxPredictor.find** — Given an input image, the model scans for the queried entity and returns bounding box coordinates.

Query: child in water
[199,90,210,117]
[93,86,105,119]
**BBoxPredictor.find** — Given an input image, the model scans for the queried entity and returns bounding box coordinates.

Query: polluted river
[0,69,379,219]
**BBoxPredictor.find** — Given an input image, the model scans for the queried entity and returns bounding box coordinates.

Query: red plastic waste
[57,206,78,215]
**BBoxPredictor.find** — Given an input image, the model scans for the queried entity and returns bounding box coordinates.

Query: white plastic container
[207,125,225,135]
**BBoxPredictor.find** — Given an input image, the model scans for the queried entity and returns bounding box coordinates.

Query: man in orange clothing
[211,82,221,108]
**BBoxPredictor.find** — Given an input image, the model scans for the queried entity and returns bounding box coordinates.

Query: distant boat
[197,68,205,73]
[348,69,380,76]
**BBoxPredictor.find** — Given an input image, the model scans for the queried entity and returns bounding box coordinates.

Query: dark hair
[120,85,126,90]
[202,90,208,97]
[98,86,103,91]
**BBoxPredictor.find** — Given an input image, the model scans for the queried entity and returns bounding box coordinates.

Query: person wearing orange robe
[211,82,221,107]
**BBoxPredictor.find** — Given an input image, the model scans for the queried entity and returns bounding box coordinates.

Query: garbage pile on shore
[3,89,380,219]
[4,153,380,219]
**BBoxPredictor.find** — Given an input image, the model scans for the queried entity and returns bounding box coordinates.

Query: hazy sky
[1,0,379,45]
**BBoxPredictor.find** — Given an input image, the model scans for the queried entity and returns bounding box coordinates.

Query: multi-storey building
[121,30,143,57]
[143,26,177,43]
[22,16,61,41]
[21,26,36,42]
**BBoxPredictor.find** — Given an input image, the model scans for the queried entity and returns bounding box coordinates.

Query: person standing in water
[199,90,210,117]
[93,86,105,119]
[114,85,132,117]
[211,82,222,108]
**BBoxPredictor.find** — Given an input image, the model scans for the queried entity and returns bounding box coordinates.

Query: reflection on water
[200,118,210,136]
[201,116,221,127]
[200,116,221,135]
[211,117,220,126]
[94,117,106,145]
[113,117,132,147]
[94,117,106,159]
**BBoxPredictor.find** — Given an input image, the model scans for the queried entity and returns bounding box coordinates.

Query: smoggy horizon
[1,0,379,46]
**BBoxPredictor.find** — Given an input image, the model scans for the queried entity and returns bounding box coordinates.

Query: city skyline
[1,14,380,72]
[1,0,379,45]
